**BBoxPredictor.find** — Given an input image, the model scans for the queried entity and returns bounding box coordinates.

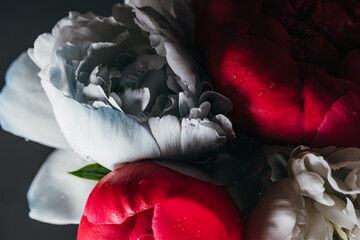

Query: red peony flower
[193,0,360,148]
[77,161,243,240]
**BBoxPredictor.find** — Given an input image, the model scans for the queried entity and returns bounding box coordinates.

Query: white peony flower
[0,1,234,225]
[247,146,360,240]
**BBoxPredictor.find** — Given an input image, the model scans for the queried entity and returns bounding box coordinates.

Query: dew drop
[230,60,234,64]
[353,111,358,116]
[231,74,237,81]
[104,182,110,188]
[243,83,247,87]
[138,179,148,186]
[236,87,240,93]
[258,91,264,97]
[269,82,276,89]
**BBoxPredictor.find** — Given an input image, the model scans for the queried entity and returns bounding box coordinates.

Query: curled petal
[148,115,230,159]
[27,150,97,224]
[119,88,150,116]
[314,196,358,230]
[164,42,199,95]
[41,79,160,169]
[0,52,68,148]
[294,171,335,206]
[189,101,211,119]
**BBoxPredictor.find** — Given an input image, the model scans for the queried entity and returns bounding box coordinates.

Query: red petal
[152,184,243,240]
[301,63,355,142]
[293,37,342,75]
[247,16,291,54]
[78,208,154,240]
[311,91,360,147]
[83,161,198,226]
[78,215,132,240]
[193,0,261,51]
[341,49,360,84]
[208,35,304,144]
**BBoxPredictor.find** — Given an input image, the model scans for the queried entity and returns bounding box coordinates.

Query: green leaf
[68,163,111,181]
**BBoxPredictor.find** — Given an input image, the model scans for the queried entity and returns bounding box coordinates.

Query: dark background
[0,1,122,239]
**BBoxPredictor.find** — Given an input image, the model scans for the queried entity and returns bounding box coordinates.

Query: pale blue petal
[41,79,161,169]
[0,52,68,148]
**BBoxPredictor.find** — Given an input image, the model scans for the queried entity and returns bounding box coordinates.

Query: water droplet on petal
[231,74,237,81]
[258,91,264,97]
[353,111,358,116]
[236,87,240,92]
[230,60,234,64]
[104,182,110,188]
[243,83,247,87]
[269,82,276,89]
[138,179,148,187]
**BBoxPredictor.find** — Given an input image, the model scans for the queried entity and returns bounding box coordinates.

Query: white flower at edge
[247,146,360,240]
[0,1,234,225]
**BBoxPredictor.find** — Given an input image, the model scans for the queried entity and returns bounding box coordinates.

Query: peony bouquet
[1,0,360,239]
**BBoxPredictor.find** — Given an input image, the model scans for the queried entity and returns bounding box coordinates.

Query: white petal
[125,0,174,15]
[246,179,306,240]
[149,115,229,159]
[148,115,181,158]
[28,33,56,69]
[315,195,356,230]
[294,171,335,206]
[291,151,360,196]
[164,42,198,95]
[0,52,68,148]
[180,118,226,154]
[345,167,360,191]
[27,150,97,224]
[119,88,150,116]
[189,101,211,119]
[41,79,160,169]
[199,91,233,115]
[304,198,333,240]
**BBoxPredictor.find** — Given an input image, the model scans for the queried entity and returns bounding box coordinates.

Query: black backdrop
[0,0,123,239]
